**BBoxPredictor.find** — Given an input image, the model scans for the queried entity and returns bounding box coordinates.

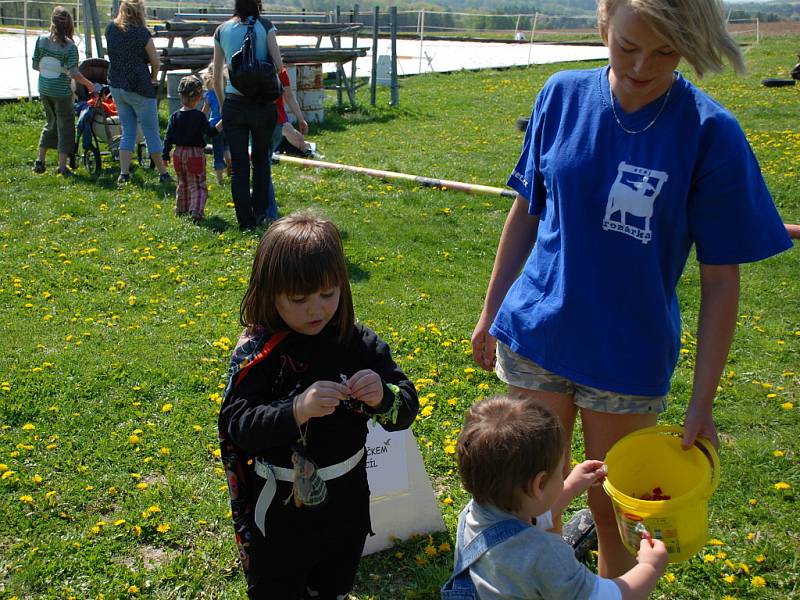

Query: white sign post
[364,422,445,555]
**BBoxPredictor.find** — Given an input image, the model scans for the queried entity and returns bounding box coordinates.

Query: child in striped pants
[162,76,222,222]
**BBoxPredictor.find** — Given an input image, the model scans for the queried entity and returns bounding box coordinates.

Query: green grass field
[1,35,798,599]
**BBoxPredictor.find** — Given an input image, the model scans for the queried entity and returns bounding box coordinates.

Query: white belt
[253,447,364,536]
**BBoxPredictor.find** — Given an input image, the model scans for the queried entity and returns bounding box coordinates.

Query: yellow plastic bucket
[602,425,720,563]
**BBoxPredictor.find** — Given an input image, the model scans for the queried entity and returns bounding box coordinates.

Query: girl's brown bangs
[274,247,345,296]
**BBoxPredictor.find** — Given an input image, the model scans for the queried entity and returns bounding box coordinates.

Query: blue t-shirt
[106,22,155,98]
[204,89,222,125]
[493,66,792,396]
[213,17,275,96]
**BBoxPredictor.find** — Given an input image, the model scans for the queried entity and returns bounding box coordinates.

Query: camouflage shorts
[495,342,666,415]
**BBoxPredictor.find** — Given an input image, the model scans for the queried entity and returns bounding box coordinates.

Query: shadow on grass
[199,215,230,233]
[309,104,415,134]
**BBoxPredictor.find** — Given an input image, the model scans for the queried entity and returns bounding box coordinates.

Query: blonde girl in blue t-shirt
[32,6,96,176]
[472,0,792,582]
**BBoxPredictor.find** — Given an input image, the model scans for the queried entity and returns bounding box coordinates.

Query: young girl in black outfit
[219,211,419,599]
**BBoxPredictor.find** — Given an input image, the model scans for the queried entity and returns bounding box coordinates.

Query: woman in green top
[32,6,95,176]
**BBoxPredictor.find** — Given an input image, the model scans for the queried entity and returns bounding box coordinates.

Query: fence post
[83,0,92,57]
[755,17,760,43]
[389,5,398,106]
[514,14,520,39]
[88,0,104,58]
[23,0,32,100]
[335,5,343,108]
[370,5,379,106]
[351,3,359,103]
[527,13,538,65]
[418,8,424,74]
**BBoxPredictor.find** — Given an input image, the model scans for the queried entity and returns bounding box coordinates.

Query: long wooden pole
[273,154,516,198]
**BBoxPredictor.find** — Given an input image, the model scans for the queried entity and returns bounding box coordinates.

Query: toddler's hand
[294,380,348,424]
[565,460,607,494]
[636,537,668,574]
[346,369,383,408]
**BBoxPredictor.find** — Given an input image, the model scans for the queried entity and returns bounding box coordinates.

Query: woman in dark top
[212,0,281,230]
[106,0,171,184]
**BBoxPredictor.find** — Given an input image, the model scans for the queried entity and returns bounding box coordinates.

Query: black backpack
[229,16,283,102]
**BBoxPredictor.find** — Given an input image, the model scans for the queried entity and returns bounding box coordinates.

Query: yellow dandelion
[135,482,149,490]
[439,542,452,552]
[132,525,142,536]
[751,575,766,588]
[780,402,793,410]
[708,538,724,546]
[722,574,736,584]
[748,498,758,506]
[128,434,140,445]
[21,423,35,430]
[161,403,173,413]
[444,444,456,455]
[0,463,7,472]
[739,563,750,574]
[20,495,34,504]
[414,555,428,566]
[156,523,171,533]
[424,544,437,557]
[31,474,42,484]
[772,450,784,457]
[755,555,766,564]
[703,554,716,563]
[420,405,434,417]
[159,447,170,456]
[721,596,736,600]
[192,425,202,432]
[663,573,676,583]
[774,482,791,491]
[442,497,454,505]
[394,551,404,559]
[127,585,139,594]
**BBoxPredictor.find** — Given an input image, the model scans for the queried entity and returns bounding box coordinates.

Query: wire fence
[4,0,763,101]
[1,1,763,42]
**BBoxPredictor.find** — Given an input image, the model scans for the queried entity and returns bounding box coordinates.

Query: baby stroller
[74,58,149,176]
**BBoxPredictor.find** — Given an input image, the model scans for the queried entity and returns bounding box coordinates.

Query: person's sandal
[32,160,45,174]
[159,172,174,184]
[117,173,131,185]
[58,167,73,177]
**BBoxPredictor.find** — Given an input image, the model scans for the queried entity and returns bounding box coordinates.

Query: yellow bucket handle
[612,425,721,496]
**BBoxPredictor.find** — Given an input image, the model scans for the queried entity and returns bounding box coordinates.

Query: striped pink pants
[173,145,208,217]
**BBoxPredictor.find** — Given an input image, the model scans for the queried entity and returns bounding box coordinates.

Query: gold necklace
[609,72,676,135]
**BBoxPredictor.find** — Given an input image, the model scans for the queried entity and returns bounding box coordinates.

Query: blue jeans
[222,95,277,229]
[110,87,162,154]
[210,131,227,171]
[265,122,284,221]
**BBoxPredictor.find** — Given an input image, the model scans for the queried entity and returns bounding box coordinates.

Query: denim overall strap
[441,514,528,599]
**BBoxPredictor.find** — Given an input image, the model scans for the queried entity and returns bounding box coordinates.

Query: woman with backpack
[213,0,282,231]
